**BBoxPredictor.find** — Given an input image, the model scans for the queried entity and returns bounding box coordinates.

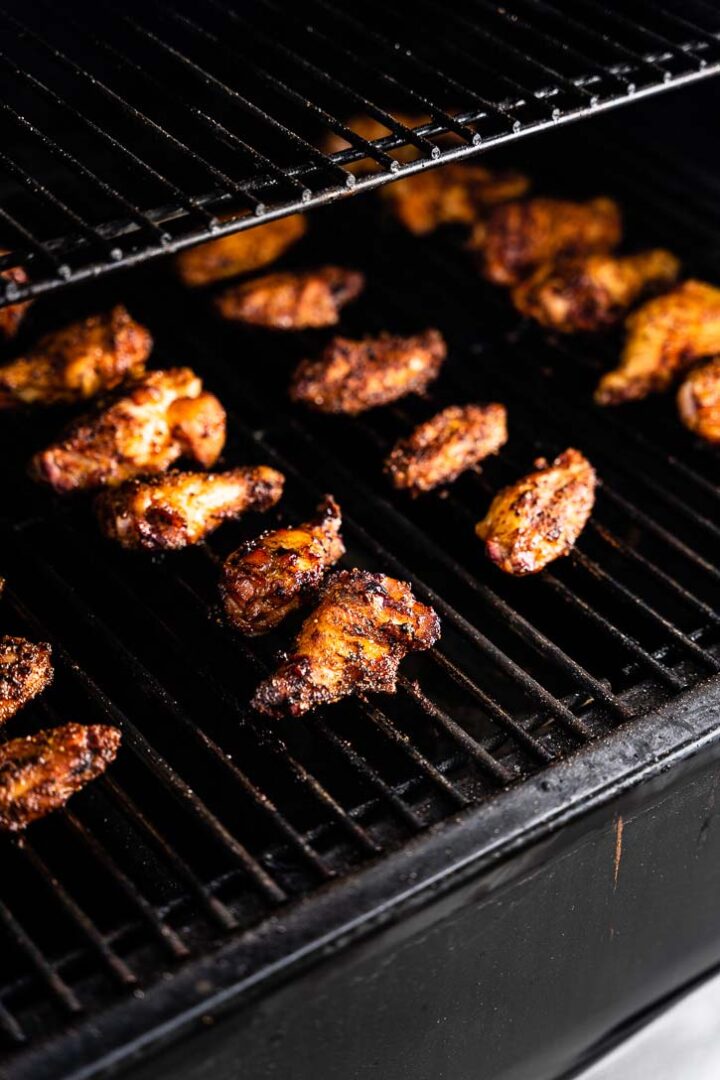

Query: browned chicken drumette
[215,267,365,330]
[0,636,53,725]
[474,197,622,286]
[176,215,307,287]
[221,496,345,636]
[386,403,508,495]
[0,305,152,409]
[252,568,440,717]
[96,466,284,551]
[476,449,596,576]
[0,723,121,832]
[677,356,720,443]
[291,330,446,415]
[595,280,720,405]
[512,250,680,334]
[0,253,32,341]
[30,368,226,493]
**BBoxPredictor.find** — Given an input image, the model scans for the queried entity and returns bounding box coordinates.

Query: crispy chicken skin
[0,305,152,409]
[0,254,32,341]
[252,568,440,717]
[31,368,226,493]
[291,330,446,415]
[512,250,680,334]
[476,449,596,576]
[221,496,345,636]
[677,357,720,443]
[215,267,365,329]
[0,637,53,725]
[386,403,508,495]
[595,280,720,405]
[0,723,120,832]
[474,197,622,286]
[96,466,284,551]
[176,215,307,287]
[381,164,530,236]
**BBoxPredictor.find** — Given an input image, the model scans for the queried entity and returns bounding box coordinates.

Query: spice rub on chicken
[0,637,53,725]
[252,569,440,718]
[96,466,284,551]
[595,280,720,405]
[176,215,306,287]
[512,250,679,334]
[476,449,596,576]
[381,164,530,236]
[221,496,345,636]
[0,305,152,409]
[386,403,508,495]
[0,253,32,341]
[31,368,226,493]
[0,723,121,832]
[290,330,446,415]
[677,357,720,443]
[215,267,365,330]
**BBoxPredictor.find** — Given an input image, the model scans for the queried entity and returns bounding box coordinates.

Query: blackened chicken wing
[215,267,365,329]
[176,215,306,287]
[0,637,53,725]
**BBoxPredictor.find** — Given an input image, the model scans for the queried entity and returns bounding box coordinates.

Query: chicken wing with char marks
[0,637,53,725]
[0,253,32,341]
[291,330,446,415]
[252,568,440,718]
[31,368,226,493]
[176,215,307,287]
[0,723,120,831]
[476,448,596,576]
[0,305,152,409]
[386,403,508,495]
[512,250,679,334]
[381,164,530,236]
[215,267,365,330]
[595,280,720,405]
[677,356,720,443]
[96,466,284,551]
[221,496,344,636]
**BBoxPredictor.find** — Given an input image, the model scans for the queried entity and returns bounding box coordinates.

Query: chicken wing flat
[96,466,284,551]
[290,330,446,415]
[215,267,365,329]
[0,723,120,831]
[176,215,307,287]
[31,368,226,493]
[512,250,680,334]
[0,637,53,725]
[0,254,32,341]
[386,403,508,495]
[476,448,596,575]
[252,568,440,718]
[474,197,622,286]
[221,496,345,636]
[677,357,720,443]
[595,280,720,405]
[0,305,152,409]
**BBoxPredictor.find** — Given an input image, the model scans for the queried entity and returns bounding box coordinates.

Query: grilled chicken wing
[386,403,508,495]
[0,254,32,341]
[0,305,152,409]
[176,215,306,287]
[474,197,622,286]
[476,448,596,575]
[252,568,440,717]
[677,356,720,443]
[31,368,226,493]
[512,250,679,334]
[595,280,720,405]
[215,267,365,329]
[0,723,120,831]
[381,164,530,236]
[96,466,284,551]
[0,637,53,725]
[221,496,345,636]
[291,330,446,415]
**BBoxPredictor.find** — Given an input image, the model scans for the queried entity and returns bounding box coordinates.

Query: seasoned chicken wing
[512,250,679,334]
[381,164,530,235]
[252,568,440,717]
[96,466,284,551]
[595,280,720,405]
[215,267,365,329]
[31,368,226,493]
[0,637,53,725]
[0,723,120,831]
[176,215,306,287]
[291,330,446,415]
[474,197,622,286]
[476,448,596,575]
[221,496,345,636]
[0,253,32,341]
[386,403,508,494]
[0,305,152,409]
[677,356,720,443]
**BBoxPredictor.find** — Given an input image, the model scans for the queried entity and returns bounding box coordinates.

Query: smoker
[1,3,720,1078]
